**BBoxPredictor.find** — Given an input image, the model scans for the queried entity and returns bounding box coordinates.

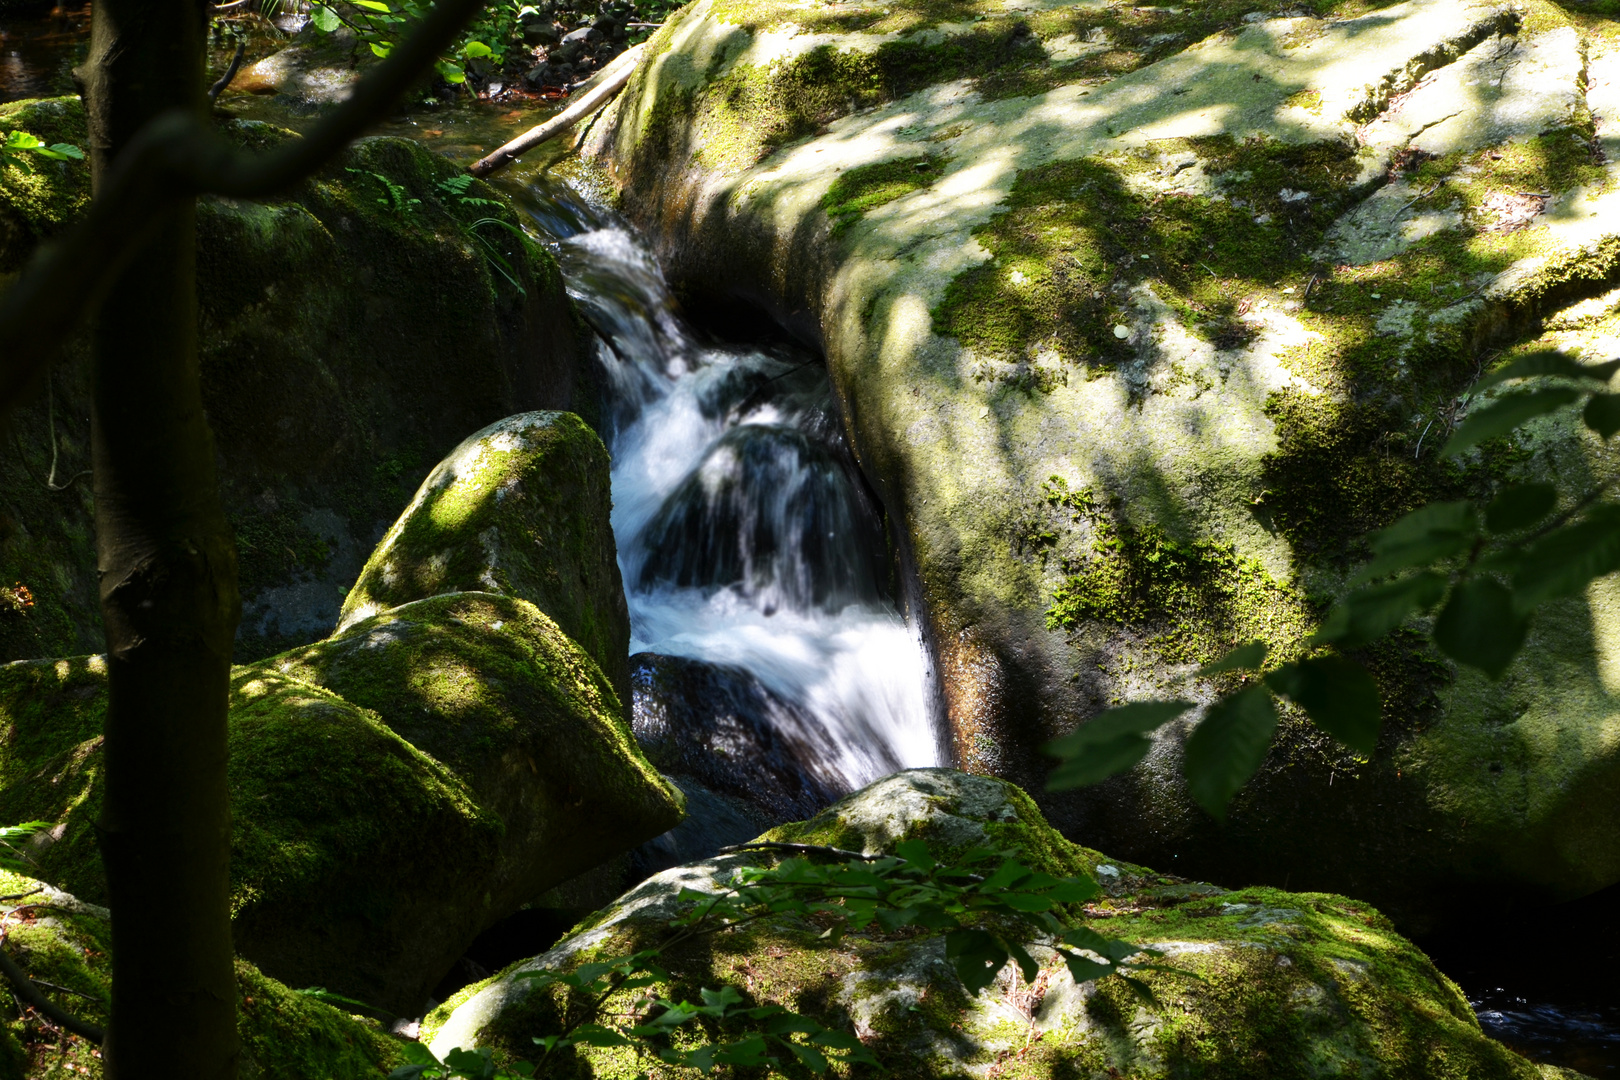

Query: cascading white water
[517,185,939,795]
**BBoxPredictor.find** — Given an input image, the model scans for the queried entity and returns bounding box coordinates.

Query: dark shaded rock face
[0,98,589,664]
[629,651,848,823]
[0,593,683,1016]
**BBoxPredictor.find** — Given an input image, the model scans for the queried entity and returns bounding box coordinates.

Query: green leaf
[1060,952,1114,984]
[353,0,392,10]
[1433,578,1528,679]
[894,838,936,871]
[1486,483,1558,533]
[1314,571,1447,647]
[1587,393,1620,439]
[1183,687,1277,819]
[1118,974,1161,1007]
[1264,657,1381,755]
[1197,640,1268,676]
[462,39,494,57]
[1352,502,1478,584]
[785,1042,831,1074]
[1045,700,1192,789]
[1441,387,1581,458]
[1474,349,1620,393]
[1512,505,1620,610]
[945,928,1009,995]
[310,2,341,28]
[370,40,394,58]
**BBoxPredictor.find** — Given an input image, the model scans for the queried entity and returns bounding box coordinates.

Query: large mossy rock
[0,96,590,664]
[424,769,1568,1080]
[0,593,682,1014]
[587,0,1620,926]
[0,870,405,1079]
[337,412,632,709]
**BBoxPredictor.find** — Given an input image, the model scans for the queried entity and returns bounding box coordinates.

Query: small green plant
[310,0,517,84]
[400,839,1171,1078]
[0,132,84,173]
[347,168,422,217]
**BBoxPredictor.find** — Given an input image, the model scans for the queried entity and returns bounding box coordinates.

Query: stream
[510,175,941,804]
[1,8,1617,1067]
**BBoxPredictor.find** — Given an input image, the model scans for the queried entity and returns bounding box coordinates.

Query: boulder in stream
[629,650,848,822]
[0,591,682,1015]
[425,769,1564,1079]
[585,0,1620,927]
[338,412,631,710]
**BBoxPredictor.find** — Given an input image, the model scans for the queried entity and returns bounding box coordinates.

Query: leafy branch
[400,840,1171,1078]
[1047,348,1620,816]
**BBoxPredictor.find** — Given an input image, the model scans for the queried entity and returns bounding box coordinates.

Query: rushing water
[508,177,942,797]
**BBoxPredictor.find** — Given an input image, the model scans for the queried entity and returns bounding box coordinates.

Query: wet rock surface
[587,0,1620,931]
[629,650,849,821]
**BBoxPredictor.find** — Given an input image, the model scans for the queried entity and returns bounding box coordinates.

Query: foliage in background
[400,840,1174,1078]
[1047,348,1620,816]
[0,133,83,173]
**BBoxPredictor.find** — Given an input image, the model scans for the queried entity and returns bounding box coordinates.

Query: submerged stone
[424,769,1562,1080]
[585,0,1620,929]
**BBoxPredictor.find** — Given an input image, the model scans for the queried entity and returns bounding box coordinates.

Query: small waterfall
[509,180,940,801]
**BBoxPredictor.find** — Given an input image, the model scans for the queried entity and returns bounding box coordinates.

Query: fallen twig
[469,43,644,177]
[209,42,247,102]
[0,937,103,1044]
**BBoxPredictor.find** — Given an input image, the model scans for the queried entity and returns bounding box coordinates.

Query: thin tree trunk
[83,0,243,1074]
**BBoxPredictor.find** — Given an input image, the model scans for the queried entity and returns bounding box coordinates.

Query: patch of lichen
[0,98,89,273]
[1032,477,1314,668]
[822,154,947,233]
[933,137,1360,368]
[653,0,1433,177]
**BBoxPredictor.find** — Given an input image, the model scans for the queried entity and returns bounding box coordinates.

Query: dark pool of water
[0,2,90,103]
[1420,881,1620,1076]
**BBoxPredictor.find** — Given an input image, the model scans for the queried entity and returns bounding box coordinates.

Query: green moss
[0,867,404,1080]
[236,959,406,1078]
[337,412,630,704]
[277,592,670,820]
[822,154,947,233]
[933,137,1361,367]
[0,98,89,274]
[431,772,1544,1080]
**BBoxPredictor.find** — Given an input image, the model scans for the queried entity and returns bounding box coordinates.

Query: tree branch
[0,938,105,1044]
[0,0,487,409]
[208,42,247,102]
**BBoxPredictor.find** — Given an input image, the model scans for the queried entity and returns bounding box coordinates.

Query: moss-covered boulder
[337,413,632,709]
[0,594,681,1014]
[0,870,405,1079]
[0,96,590,664]
[423,769,1571,1080]
[586,0,1620,926]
